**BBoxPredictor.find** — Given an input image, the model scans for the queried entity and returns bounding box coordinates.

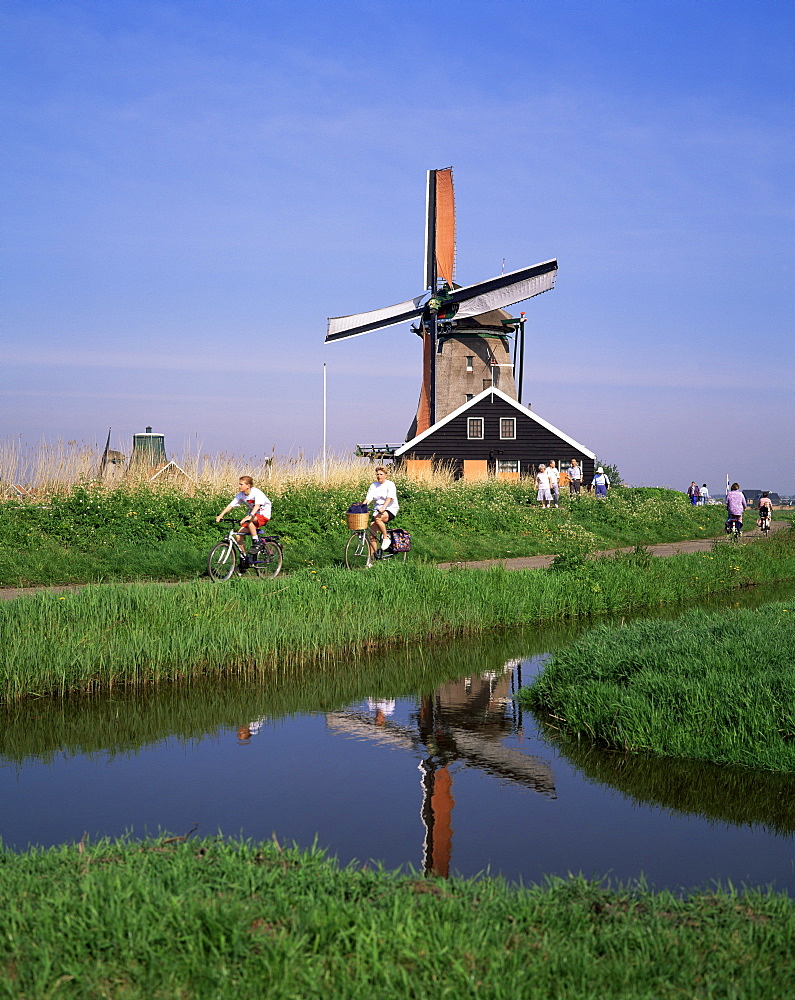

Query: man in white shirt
[547,460,560,508]
[568,459,583,495]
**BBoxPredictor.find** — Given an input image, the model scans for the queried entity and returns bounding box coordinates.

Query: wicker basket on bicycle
[346,505,370,531]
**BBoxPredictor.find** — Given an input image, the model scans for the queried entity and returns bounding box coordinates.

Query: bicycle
[344,517,408,570]
[758,512,772,536]
[208,519,283,581]
[725,517,743,543]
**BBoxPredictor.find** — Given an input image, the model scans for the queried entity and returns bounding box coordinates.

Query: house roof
[394,386,596,459]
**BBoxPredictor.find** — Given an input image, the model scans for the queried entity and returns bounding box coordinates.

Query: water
[2,587,794,893]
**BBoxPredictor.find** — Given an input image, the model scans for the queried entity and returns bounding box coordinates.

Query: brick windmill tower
[325,167,557,439]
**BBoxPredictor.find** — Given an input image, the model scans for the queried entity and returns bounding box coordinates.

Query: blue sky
[3,0,793,492]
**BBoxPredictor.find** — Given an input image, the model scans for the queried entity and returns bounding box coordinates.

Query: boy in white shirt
[216,476,272,552]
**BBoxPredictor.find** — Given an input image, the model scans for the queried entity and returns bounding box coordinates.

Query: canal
[2,586,794,893]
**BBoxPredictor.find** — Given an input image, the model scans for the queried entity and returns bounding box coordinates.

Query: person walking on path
[547,460,560,508]
[568,459,582,495]
[592,467,610,498]
[536,464,552,508]
[688,482,699,505]
[700,484,710,505]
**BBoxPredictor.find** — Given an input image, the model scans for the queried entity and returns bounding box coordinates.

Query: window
[466,356,474,371]
[465,393,474,402]
[482,379,493,391]
[500,417,516,440]
[467,417,484,439]
[497,459,519,475]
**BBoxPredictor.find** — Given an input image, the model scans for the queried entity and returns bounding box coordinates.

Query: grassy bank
[520,600,795,771]
[0,480,732,586]
[2,529,794,703]
[2,837,794,1000]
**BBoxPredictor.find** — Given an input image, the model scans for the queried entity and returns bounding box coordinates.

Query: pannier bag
[390,528,411,552]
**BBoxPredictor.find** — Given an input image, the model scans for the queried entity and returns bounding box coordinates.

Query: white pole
[323,363,327,481]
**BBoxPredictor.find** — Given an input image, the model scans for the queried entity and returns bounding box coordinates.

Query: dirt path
[437,519,788,572]
[0,521,788,600]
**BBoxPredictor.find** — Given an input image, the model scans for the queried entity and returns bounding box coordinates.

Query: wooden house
[394,387,596,483]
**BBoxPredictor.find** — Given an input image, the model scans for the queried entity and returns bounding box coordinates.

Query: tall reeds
[2,532,793,703]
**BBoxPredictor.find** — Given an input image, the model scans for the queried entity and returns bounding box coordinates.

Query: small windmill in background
[326,167,557,437]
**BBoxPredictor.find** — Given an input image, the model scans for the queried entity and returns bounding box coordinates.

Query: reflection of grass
[522,601,795,771]
[547,739,795,836]
[2,532,794,703]
[2,836,795,999]
[0,625,568,764]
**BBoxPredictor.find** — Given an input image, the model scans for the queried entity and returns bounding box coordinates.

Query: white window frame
[467,417,484,440]
[497,459,520,475]
[499,417,516,440]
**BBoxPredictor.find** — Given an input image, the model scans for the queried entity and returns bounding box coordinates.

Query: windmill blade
[451,259,557,320]
[326,294,425,343]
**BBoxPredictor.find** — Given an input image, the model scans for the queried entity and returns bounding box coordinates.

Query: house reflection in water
[325,660,555,878]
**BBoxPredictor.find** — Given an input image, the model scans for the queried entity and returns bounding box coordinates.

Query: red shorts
[241,513,269,528]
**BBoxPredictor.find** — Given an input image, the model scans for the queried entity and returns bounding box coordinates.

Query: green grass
[0,482,731,586]
[520,600,795,771]
[2,836,794,1000]
[2,529,794,703]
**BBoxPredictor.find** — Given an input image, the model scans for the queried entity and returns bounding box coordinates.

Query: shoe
[380,536,391,550]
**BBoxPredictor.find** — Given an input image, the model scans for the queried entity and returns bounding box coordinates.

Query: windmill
[326,167,557,436]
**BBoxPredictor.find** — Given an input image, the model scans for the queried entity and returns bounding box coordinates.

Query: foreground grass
[521,600,795,771]
[2,529,794,703]
[0,482,732,586]
[2,837,794,1000]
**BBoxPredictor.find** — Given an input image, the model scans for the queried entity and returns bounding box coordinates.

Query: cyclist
[215,476,272,554]
[364,465,399,553]
[725,482,747,536]
[758,491,773,531]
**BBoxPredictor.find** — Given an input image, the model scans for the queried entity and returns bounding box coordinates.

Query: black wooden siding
[398,395,596,483]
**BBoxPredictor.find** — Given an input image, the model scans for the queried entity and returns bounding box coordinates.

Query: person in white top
[364,465,399,552]
[547,460,560,508]
[215,476,272,552]
[536,464,552,508]
[568,459,583,495]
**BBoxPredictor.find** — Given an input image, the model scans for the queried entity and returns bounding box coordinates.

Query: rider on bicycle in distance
[364,465,399,553]
[758,491,773,527]
[725,482,747,535]
[215,476,272,553]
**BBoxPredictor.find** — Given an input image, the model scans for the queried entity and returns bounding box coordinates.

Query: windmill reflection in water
[325,661,555,878]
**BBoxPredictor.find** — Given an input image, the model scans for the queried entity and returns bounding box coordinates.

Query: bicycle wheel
[251,540,283,579]
[762,519,771,536]
[345,530,372,569]
[208,539,238,581]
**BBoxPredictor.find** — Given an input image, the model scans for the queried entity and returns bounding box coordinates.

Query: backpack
[390,528,411,552]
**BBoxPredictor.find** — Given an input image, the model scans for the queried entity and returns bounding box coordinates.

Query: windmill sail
[425,167,456,289]
[452,260,558,319]
[326,295,425,343]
